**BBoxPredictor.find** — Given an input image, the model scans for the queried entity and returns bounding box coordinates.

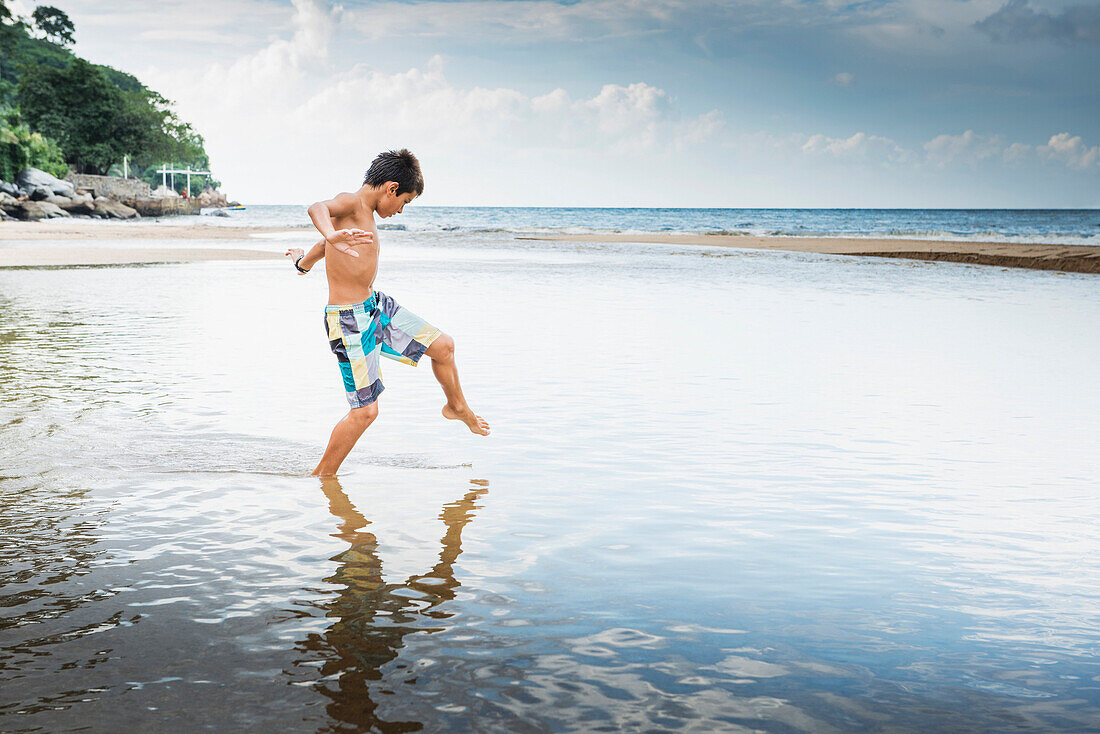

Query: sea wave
[118,205,1100,247]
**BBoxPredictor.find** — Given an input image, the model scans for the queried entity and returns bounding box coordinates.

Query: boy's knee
[431,334,455,361]
[348,403,379,426]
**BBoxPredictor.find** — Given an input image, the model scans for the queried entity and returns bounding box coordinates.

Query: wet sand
[0,221,295,267]
[0,222,298,240]
[522,233,1100,274]
[0,247,284,267]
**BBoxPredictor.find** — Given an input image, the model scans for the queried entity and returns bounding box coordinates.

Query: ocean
[162,204,1100,247]
[1,213,1098,731]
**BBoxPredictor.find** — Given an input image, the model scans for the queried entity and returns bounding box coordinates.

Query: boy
[287,149,490,476]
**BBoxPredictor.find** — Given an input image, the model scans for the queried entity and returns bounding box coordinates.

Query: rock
[45,194,73,208]
[60,192,95,215]
[202,208,230,217]
[152,185,180,198]
[18,201,70,220]
[0,209,16,221]
[0,181,21,197]
[0,191,19,211]
[93,198,138,219]
[16,167,75,198]
[29,186,54,201]
[198,187,229,208]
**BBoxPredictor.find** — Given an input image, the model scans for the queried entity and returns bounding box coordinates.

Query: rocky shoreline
[0,167,239,221]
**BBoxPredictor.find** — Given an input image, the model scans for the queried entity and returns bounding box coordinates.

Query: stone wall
[65,173,203,216]
[135,198,202,216]
[66,173,153,200]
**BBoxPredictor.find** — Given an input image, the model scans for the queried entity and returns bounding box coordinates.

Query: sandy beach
[0,222,298,240]
[0,247,284,267]
[0,221,294,267]
[524,233,1100,274]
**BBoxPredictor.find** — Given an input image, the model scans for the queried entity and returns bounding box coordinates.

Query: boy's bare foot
[442,404,490,436]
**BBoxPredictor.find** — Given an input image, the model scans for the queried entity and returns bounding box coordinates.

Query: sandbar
[0,222,300,240]
[0,247,284,267]
[0,221,300,267]
[521,233,1100,274]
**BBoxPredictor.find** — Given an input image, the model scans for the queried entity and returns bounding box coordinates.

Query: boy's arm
[285,238,326,274]
[301,238,326,270]
[307,194,373,257]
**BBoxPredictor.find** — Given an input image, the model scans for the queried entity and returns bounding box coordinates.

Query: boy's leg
[424,334,490,436]
[312,402,380,476]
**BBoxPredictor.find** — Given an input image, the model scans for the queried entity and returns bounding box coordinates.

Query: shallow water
[2,233,1099,732]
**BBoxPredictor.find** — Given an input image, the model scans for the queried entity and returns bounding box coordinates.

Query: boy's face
[378,182,416,218]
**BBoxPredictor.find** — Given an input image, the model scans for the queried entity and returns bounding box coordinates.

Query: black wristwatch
[294,256,310,274]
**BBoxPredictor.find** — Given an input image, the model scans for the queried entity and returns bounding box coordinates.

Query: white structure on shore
[156,164,210,192]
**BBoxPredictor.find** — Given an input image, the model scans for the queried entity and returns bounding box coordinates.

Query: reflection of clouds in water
[506,654,839,733]
[709,654,789,680]
[568,627,666,658]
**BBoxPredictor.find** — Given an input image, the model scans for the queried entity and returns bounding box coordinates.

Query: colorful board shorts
[324,291,442,408]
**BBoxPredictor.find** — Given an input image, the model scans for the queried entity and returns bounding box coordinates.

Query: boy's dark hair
[363,148,424,196]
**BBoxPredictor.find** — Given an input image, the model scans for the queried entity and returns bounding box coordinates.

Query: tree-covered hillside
[0,2,219,193]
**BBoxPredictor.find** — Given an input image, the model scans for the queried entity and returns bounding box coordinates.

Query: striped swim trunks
[324,291,442,408]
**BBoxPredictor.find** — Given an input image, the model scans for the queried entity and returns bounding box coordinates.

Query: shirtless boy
[286,149,490,476]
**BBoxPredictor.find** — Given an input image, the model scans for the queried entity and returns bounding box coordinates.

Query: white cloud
[800,132,913,163]
[923,129,1005,166]
[46,0,1097,206]
[1038,132,1100,168]
[341,0,897,43]
[1003,141,1031,163]
[975,0,1100,46]
[57,0,287,56]
[136,0,723,204]
[919,130,1100,169]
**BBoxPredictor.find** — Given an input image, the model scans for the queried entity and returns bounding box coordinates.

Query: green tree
[128,89,206,166]
[31,6,74,46]
[1,18,219,189]
[0,107,67,181]
[17,58,128,173]
[17,58,206,175]
[0,78,15,107]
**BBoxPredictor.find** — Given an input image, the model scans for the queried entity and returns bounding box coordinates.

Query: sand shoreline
[521,233,1100,274]
[2,221,1097,272]
[0,247,284,267]
[0,221,297,267]
[0,222,300,240]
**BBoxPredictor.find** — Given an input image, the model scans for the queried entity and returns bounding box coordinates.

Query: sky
[20,0,1100,207]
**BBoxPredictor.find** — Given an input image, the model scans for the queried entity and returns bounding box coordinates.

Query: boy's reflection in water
[295,476,489,732]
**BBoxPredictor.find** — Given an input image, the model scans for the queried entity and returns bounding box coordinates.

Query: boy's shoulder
[327,191,362,209]
[324,190,374,223]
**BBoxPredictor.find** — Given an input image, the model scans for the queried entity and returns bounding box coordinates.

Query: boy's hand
[326,228,372,257]
[285,247,309,274]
